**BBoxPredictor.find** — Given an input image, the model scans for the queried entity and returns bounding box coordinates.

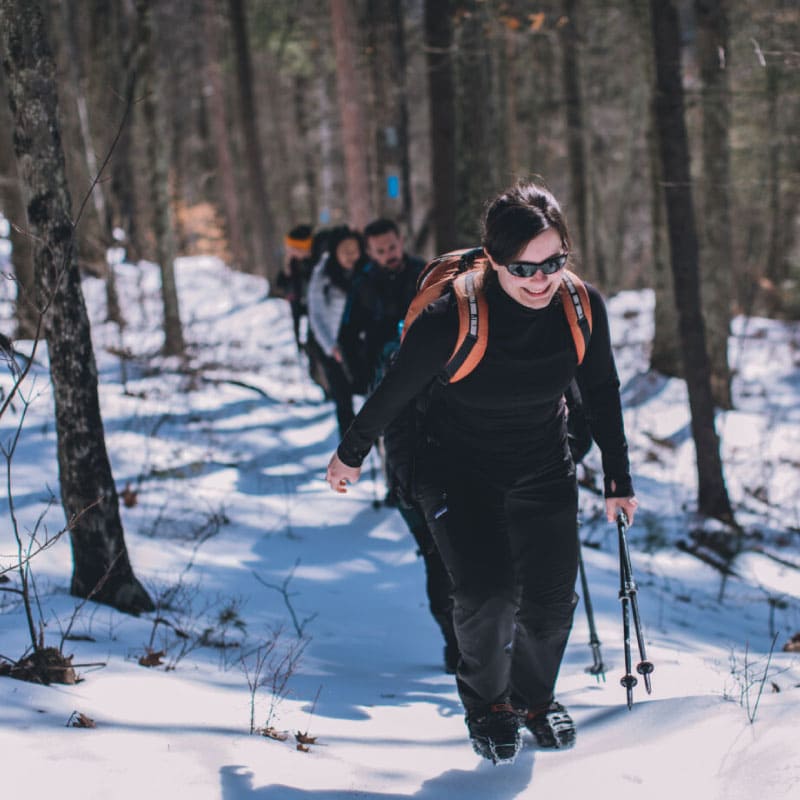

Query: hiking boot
[524,701,576,749]
[466,703,522,764]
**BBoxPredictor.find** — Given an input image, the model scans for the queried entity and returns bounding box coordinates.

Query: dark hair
[481,179,572,265]
[363,218,399,240]
[324,225,364,290]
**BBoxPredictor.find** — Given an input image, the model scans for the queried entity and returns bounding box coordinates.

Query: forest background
[2,0,798,318]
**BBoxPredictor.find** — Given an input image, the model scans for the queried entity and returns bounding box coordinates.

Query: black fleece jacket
[337,272,633,498]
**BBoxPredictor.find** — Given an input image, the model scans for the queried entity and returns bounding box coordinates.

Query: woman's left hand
[606,495,639,526]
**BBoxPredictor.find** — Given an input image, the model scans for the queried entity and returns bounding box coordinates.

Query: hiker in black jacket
[326,180,638,763]
[338,218,425,394]
[338,218,459,673]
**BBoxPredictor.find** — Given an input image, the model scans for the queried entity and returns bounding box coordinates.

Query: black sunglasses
[504,253,568,278]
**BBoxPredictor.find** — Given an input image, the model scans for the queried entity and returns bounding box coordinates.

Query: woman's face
[487,228,565,310]
[336,238,361,271]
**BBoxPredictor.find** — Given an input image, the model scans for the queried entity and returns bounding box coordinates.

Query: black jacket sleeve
[577,286,634,498]
[337,300,457,467]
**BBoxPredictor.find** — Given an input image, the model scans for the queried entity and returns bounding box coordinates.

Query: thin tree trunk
[631,0,681,377]
[138,0,185,357]
[695,0,732,408]
[366,0,412,226]
[330,0,372,229]
[424,0,457,253]
[292,74,318,226]
[454,1,493,245]
[503,26,521,178]
[228,0,277,280]
[0,70,36,338]
[560,0,602,282]
[648,0,734,523]
[202,0,247,271]
[105,0,143,264]
[764,64,784,313]
[0,0,154,612]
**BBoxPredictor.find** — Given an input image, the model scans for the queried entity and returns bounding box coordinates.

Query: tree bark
[0,0,154,612]
[695,0,732,408]
[330,0,373,229]
[0,69,36,338]
[228,0,278,280]
[648,0,734,523]
[631,0,681,377]
[138,0,185,357]
[424,0,457,253]
[454,1,494,245]
[560,0,603,283]
[202,0,248,271]
[366,0,412,226]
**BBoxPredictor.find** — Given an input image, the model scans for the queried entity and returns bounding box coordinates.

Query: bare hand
[326,452,361,493]
[606,495,638,526]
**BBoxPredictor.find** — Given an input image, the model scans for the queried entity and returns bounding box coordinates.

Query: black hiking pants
[415,448,579,715]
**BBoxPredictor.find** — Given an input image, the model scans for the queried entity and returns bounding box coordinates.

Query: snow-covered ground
[1,253,798,799]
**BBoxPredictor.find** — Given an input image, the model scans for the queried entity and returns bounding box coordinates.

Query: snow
[1,253,799,799]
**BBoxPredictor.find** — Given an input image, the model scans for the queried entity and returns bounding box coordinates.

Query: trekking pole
[578,541,606,681]
[368,448,382,509]
[616,509,654,709]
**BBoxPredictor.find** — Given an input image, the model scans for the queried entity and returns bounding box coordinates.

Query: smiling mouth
[522,286,550,297]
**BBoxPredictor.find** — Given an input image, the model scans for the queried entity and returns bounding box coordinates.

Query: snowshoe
[525,701,576,749]
[467,703,522,764]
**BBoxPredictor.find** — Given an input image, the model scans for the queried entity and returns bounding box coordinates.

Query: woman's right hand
[326,452,361,493]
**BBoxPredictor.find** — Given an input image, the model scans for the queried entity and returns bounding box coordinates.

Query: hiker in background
[338,218,459,674]
[325,179,637,762]
[338,218,425,395]
[277,224,314,351]
[307,226,366,439]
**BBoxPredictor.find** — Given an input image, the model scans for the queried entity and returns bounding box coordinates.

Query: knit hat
[285,224,313,255]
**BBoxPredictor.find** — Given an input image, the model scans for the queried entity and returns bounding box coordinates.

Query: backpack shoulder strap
[401,247,485,343]
[558,270,593,365]
[445,267,489,382]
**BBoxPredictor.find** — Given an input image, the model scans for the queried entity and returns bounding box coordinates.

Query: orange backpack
[401,247,593,382]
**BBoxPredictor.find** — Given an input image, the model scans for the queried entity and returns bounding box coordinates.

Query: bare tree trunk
[0,70,36,338]
[695,0,732,408]
[104,0,144,265]
[138,0,185,357]
[764,64,786,313]
[560,0,603,282]
[228,0,277,280]
[330,0,372,229]
[503,26,521,178]
[366,0,412,226]
[424,0,457,253]
[454,1,494,245]
[292,73,318,226]
[64,0,127,327]
[202,0,247,271]
[648,0,734,524]
[0,0,154,612]
[630,0,681,376]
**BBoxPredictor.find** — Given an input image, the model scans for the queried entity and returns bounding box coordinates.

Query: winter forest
[1,0,799,798]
